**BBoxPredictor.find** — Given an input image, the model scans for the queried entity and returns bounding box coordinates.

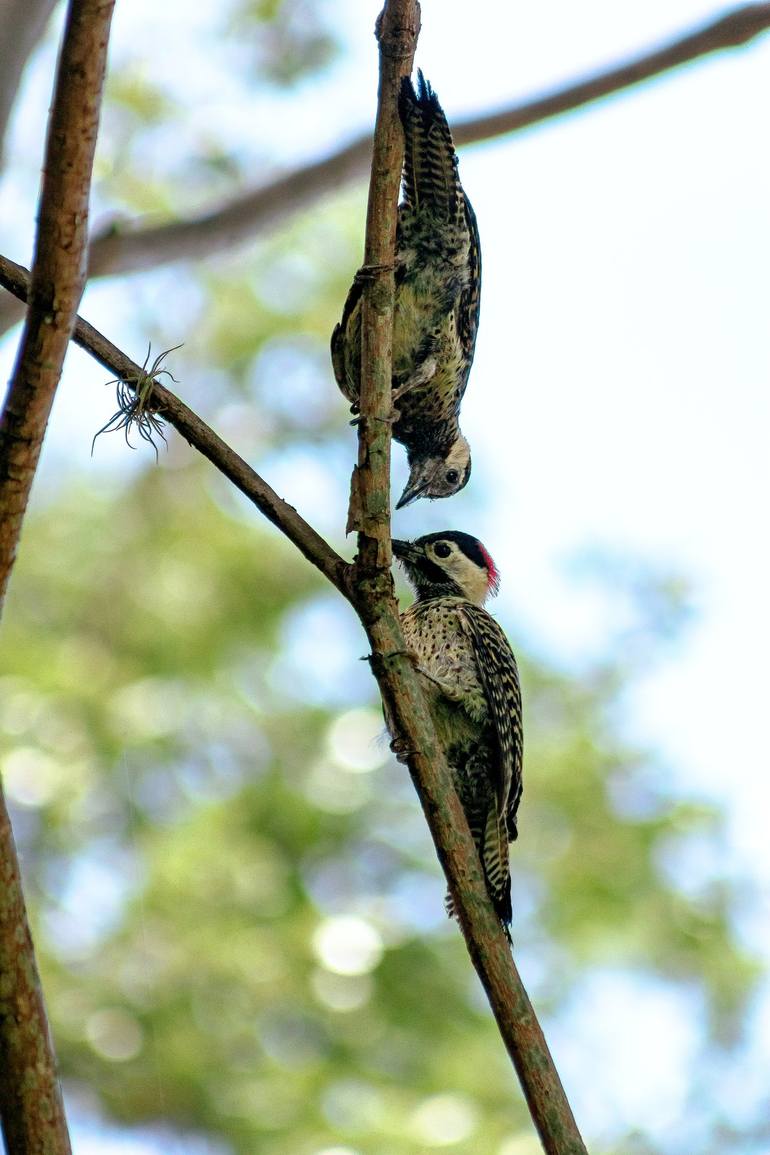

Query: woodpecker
[331,71,481,508]
[391,531,523,938]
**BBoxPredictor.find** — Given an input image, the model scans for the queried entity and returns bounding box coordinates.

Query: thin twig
[0,0,766,343]
[0,253,351,598]
[0,3,115,1151]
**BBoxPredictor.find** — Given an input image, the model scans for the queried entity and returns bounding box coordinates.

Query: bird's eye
[445,469,459,485]
[434,542,452,559]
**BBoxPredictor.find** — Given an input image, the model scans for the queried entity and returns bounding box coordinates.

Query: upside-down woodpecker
[331,72,481,508]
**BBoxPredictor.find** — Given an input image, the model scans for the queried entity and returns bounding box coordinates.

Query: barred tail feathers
[444,802,512,939]
[399,70,461,221]
[482,806,512,928]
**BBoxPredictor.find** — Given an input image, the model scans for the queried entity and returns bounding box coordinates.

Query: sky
[1,1,769,1151]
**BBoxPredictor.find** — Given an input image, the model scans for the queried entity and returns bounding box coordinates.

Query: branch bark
[0,2,114,1152]
[1,1,767,339]
[0,780,70,1155]
[0,0,115,609]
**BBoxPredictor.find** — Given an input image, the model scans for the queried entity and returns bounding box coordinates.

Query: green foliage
[0,463,755,1155]
[229,0,338,85]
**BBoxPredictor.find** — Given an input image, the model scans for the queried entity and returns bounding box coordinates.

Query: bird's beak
[396,473,430,509]
[391,539,422,565]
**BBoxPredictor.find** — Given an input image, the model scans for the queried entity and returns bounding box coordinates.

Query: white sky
[1,1,769,1151]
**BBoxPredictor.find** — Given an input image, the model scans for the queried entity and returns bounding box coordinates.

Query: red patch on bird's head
[478,543,500,597]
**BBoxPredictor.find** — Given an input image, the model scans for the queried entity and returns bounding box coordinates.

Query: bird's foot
[354,262,394,285]
[349,412,399,428]
[389,735,414,764]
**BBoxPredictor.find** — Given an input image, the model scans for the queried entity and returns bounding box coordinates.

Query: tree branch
[0,0,115,609]
[1,1,767,339]
[0,3,114,1151]
[0,779,71,1155]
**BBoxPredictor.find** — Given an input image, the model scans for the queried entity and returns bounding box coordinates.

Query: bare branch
[0,780,70,1155]
[0,0,58,167]
[1,0,767,340]
[0,253,352,598]
[0,3,114,1150]
[0,0,115,608]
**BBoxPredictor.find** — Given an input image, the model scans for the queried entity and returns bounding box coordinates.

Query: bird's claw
[349,411,400,428]
[354,262,394,285]
[389,735,413,764]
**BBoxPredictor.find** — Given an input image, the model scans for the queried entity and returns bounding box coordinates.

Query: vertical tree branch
[349,4,589,1152]
[0,2,114,1152]
[0,781,71,1155]
[0,0,115,610]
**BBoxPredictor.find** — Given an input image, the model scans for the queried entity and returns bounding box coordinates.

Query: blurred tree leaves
[229,0,338,85]
[0,458,756,1155]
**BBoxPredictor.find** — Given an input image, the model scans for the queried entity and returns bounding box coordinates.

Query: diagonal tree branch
[1,1,768,341]
[0,2,114,1152]
[0,253,352,598]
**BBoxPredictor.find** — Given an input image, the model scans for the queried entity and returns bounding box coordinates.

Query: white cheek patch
[446,554,488,605]
[444,437,470,472]
[464,566,490,605]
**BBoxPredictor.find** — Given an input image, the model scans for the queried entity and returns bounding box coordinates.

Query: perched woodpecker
[331,71,481,508]
[391,531,523,937]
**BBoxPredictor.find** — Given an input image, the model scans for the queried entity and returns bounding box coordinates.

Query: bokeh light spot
[410,1094,477,1146]
[312,916,383,976]
[304,759,372,815]
[109,677,186,739]
[326,708,387,772]
[311,968,372,1013]
[2,746,63,807]
[85,1008,143,1062]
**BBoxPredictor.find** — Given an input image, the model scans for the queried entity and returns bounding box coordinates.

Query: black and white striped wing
[330,275,364,408]
[454,195,482,410]
[458,603,523,833]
